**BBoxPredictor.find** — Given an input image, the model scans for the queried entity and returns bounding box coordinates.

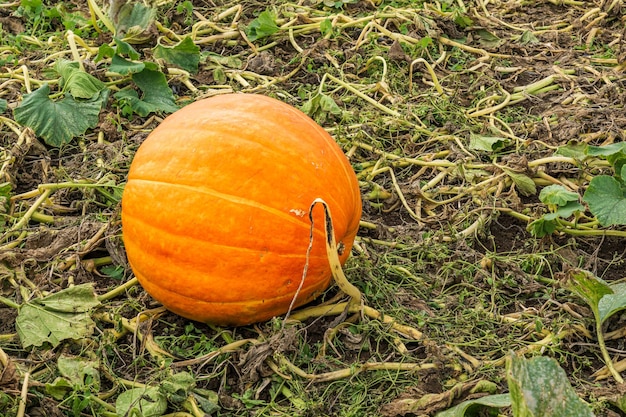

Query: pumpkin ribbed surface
[121,93,362,326]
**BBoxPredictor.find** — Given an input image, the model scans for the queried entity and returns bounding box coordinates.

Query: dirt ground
[1,0,626,416]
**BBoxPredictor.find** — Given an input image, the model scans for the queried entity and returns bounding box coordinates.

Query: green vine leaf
[14,84,108,147]
[109,54,146,75]
[153,36,200,73]
[582,169,626,226]
[539,184,579,208]
[598,282,626,325]
[245,10,279,42]
[114,68,179,117]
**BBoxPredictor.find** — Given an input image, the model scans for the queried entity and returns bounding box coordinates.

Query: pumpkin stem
[310,198,363,305]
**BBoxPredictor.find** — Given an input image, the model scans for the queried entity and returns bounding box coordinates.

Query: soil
[1,0,625,416]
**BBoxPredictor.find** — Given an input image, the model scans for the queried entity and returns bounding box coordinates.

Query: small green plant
[529,143,626,237]
[565,269,626,384]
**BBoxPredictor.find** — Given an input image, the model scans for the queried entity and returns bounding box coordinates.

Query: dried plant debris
[1,0,626,416]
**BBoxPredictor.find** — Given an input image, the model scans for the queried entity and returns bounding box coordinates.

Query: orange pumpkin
[121,93,362,326]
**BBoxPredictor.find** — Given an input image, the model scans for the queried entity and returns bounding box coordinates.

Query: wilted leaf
[54,59,106,99]
[468,134,509,152]
[16,306,96,348]
[14,85,107,147]
[435,394,510,417]
[114,38,141,60]
[565,269,613,315]
[301,93,341,123]
[516,30,539,45]
[503,168,536,196]
[475,29,501,47]
[153,37,200,73]
[36,283,100,312]
[114,2,156,43]
[57,355,100,390]
[15,283,100,348]
[46,377,73,400]
[116,387,167,417]
[193,390,220,414]
[507,354,595,417]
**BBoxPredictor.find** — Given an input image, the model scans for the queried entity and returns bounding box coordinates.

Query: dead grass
[1,0,625,416]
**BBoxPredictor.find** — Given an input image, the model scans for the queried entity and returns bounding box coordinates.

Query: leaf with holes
[15,284,101,348]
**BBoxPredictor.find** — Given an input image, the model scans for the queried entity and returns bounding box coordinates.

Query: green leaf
[0,98,7,112]
[133,68,176,104]
[193,390,220,414]
[436,394,511,416]
[109,54,145,75]
[528,218,557,238]
[153,37,200,73]
[539,184,579,207]
[100,265,125,280]
[14,84,107,147]
[585,142,626,158]
[116,387,167,417]
[95,43,116,62]
[554,142,587,160]
[503,168,536,196]
[114,68,179,117]
[583,175,626,226]
[114,38,140,60]
[320,18,333,37]
[468,134,509,152]
[598,282,626,325]
[15,284,101,348]
[160,371,196,404]
[546,201,584,220]
[54,59,106,99]
[516,30,539,45]
[45,377,73,400]
[245,10,279,42]
[507,354,595,417]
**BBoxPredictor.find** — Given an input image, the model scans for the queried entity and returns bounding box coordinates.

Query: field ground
[1,0,626,416]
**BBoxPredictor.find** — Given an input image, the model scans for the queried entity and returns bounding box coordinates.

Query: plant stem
[98,278,139,302]
[0,295,21,309]
[595,313,624,383]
